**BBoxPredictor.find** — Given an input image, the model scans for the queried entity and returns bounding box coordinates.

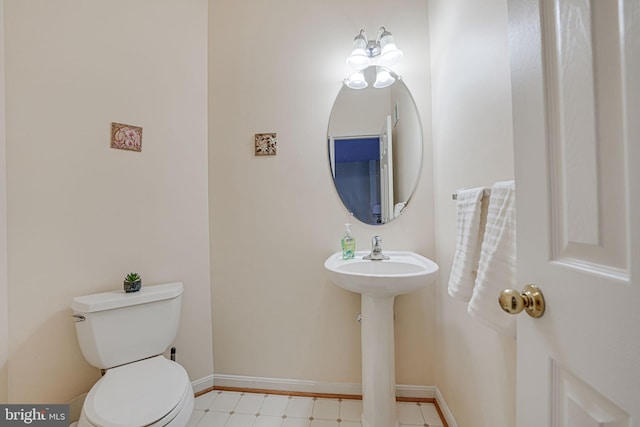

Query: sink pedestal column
[360,294,399,427]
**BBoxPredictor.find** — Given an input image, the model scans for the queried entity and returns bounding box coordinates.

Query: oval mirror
[327,66,423,225]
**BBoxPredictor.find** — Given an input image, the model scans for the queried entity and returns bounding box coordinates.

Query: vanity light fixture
[346,31,370,71]
[345,27,403,90]
[345,70,369,89]
[373,67,395,89]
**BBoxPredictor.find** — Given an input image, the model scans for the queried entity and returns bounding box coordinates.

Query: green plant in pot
[124,272,142,293]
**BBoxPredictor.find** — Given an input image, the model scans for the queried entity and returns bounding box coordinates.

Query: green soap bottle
[341,223,356,260]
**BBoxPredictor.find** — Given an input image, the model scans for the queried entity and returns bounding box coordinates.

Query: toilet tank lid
[71,282,183,313]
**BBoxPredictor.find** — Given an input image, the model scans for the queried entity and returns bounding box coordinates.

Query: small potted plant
[123,272,142,293]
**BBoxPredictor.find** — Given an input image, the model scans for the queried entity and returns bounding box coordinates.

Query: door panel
[509,0,640,426]
[543,0,628,275]
[551,362,630,427]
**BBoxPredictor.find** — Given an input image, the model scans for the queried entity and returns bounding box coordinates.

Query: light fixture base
[366,40,381,57]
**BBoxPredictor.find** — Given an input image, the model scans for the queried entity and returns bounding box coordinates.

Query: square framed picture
[111,122,142,152]
[254,133,277,156]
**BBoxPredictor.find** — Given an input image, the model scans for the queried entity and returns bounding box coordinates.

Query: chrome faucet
[363,235,390,260]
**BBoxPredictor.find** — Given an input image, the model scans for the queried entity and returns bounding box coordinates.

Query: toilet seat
[83,356,192,427]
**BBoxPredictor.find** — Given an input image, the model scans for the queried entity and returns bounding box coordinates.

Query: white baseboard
[194,374,457,427]
[191,374,214,394]
[396,383,436,399]
[213,373,362,396]
[435,387,458,427]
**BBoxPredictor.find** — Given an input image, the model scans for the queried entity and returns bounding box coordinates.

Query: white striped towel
[468,180,517,338]
[447,187,488,302]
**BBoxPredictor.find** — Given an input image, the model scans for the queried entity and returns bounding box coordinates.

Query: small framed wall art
[111,122,142,152]
[254,133,277,156]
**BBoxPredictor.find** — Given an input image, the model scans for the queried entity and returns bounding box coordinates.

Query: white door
[509,0,640,426]
[379,115,394,223]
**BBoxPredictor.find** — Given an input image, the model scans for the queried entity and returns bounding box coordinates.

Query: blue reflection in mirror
[332,137,382,224]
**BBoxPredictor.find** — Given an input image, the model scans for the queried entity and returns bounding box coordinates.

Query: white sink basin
[324,251,439,297]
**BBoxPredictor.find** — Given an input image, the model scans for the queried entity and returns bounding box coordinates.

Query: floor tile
[254,414,285,427]
[194,392,218,410]
[339,400,362,422]
[282,417,310,427]
[285,397,314,419]
[309,420,338,427]
[197,410,230,427]
[225,413,258,427]
[190,391,446,427]
[312,398,340,421]
[260,395,290,416]
[209,391,242,412]
[419,403,443,426]
[397,402,425,425]
[236,393,266,415]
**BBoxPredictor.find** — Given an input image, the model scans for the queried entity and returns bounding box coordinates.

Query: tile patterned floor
[187,390,445,427]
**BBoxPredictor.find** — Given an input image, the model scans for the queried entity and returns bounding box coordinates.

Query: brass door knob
[498,284,545,318]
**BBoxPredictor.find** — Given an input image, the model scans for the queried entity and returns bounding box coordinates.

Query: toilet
[71,282,194,427]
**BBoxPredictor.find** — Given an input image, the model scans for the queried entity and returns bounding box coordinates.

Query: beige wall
[429,1,516,426]
[0,0,8,404]
[4,0,213,403]
[209,0,435,386]
[1,2,518,424]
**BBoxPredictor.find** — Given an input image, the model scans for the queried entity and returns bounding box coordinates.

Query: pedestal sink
[324,251,439,427]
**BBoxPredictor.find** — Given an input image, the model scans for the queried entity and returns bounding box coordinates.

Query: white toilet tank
[72,282,183,369]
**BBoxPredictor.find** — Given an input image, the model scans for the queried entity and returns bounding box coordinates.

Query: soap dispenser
[341,223,356,260]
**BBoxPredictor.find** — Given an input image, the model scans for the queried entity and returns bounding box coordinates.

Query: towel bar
[451,188,491,200]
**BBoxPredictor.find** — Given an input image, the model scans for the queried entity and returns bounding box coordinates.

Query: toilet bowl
[77,356,194,427]
[72,283,194,427]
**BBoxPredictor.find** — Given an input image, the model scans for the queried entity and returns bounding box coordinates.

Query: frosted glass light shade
[378,33,403,66]
[345,71,368,89]
[347,35,370,71]
[373,67,395,88]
